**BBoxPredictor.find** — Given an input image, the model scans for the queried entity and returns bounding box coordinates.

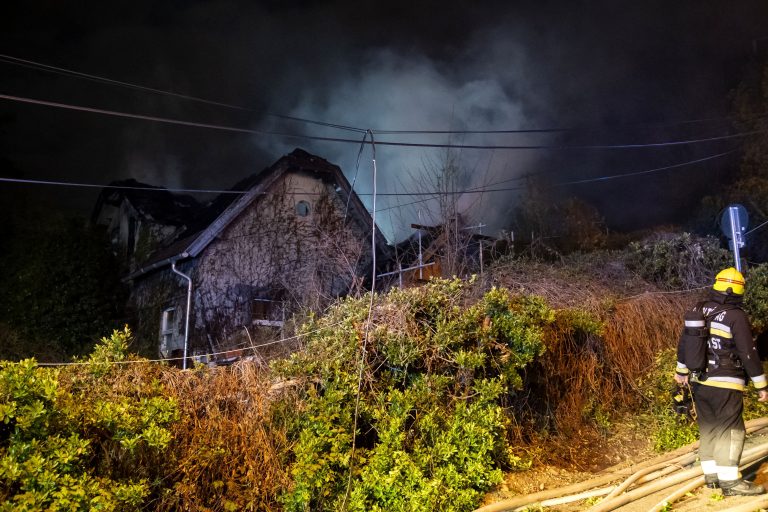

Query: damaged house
[383,216,497,287]
[94,149,389,363]
[91,179,201,273]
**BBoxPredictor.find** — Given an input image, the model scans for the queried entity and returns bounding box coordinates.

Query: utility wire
[36,322,341,367]
[0,149,739,199]
[0,92,361,142]
[373,149,738,213]
[0,176,246,195]
[0,175,520,197]
[0,175,490,197]
[267,113,366,133]
[0,54,251,112]
[32,281,708,367]
[746,219,768,236]
[0,54,365,133]
[3,53,766,136]
[550,149,738,187]
[344,130,378,511]
[1,93,765,150]
[370,113,768,135]
[343,131,371,220]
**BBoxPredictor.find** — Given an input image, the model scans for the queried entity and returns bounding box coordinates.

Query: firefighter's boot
[720,479,765,496]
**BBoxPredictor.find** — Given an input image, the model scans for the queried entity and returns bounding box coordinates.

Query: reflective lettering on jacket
[675,294,767,392]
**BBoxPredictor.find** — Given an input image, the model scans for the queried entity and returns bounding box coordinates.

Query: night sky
[2,1,768,242]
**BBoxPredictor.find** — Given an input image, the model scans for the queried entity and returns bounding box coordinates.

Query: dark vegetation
[3,53,768,512]
[5,232,768,511]
[0,208,126,362]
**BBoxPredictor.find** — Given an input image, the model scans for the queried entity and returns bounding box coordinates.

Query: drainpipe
[171,260,192,370]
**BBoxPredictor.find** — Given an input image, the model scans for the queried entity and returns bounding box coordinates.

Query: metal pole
[417,209,423,280]
[479,239,483,277]
[171,261,192,370]
[729,206,743,272]
[478,223,484,278]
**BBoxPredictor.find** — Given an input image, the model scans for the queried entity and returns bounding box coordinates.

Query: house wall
[191,171,372,349]
[128,258,198,359]
[128,170,374,358]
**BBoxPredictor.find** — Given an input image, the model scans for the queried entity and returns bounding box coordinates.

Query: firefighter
[675,267,768,496]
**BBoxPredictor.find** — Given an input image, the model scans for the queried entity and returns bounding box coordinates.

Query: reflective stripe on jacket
[676,290,767,392]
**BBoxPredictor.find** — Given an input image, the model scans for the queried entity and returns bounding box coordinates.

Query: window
[160,308,176,355]
[295,200,311,217]
[252,298,284,327]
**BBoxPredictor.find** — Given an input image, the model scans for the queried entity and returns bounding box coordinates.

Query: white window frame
[160,307,177,355]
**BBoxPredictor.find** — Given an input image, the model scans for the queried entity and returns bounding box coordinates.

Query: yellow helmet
[713,267,745,295]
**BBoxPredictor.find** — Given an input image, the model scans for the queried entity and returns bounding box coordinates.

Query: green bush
[0,216,126,359]
[636,349,698,452]
[744,263,768,335]
[743,364,768,422]
[0,328,177,511]
[274,279,554,512]
[625,233,729,290]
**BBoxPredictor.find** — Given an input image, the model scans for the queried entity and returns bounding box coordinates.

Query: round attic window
[295,200,311,217]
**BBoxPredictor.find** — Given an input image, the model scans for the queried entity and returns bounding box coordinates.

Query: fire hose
[473,416,768,512]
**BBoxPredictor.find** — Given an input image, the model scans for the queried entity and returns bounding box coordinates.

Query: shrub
[625,232,730,290]
[635,348,698,452]
[0,216,126,359]
[274,279,555,511]
[0,328,177,511]
[744,263,768,335]
[156,362,293,512]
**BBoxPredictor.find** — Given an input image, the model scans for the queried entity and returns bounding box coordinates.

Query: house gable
[191,164,376,341]
[123,148,390,360]
[185,148,383,259]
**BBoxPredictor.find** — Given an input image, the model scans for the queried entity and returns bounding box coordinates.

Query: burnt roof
[126,148,390,280]
[91,178,200,226]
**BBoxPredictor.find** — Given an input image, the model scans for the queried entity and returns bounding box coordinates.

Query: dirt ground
[479,426,768,512]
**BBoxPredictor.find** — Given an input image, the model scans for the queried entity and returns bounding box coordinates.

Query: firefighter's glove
[672,385,693,417]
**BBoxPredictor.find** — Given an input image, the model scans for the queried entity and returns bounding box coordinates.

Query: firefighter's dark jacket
[676,289,767,392]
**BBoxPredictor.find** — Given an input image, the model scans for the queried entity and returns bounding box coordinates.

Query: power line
[1,92,765,150]
[0,92,371,142]
[746,219,768,236]
[3,53,765,136]
[0,175,497,197]
[0,54,252,112]
[344,130,377,510]
[0,174,509,197]
[35,322,340,367]
[0,54,366,133]
[551,149,738,187]
[370,113,768,135]
[372,149,738,213]
[267,113,366,133]
[0,176,246,195]
[0,149,739,199]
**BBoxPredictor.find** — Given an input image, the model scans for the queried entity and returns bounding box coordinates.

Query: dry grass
[487,253,652,311]
[156,362,295,512]
[488,255,705,464]
[51,355,294,511]
[546,293,696,430]
[604,293,695,384]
